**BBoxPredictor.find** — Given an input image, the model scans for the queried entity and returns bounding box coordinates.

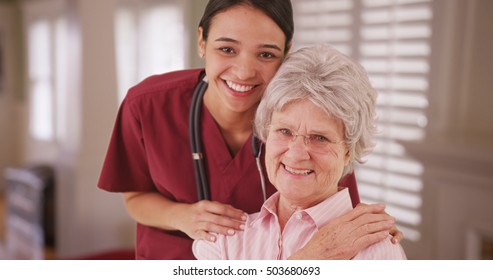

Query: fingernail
[242,214,248,221]
[209,236,216,242]
[239,224,245,230]
[227,229,235,235]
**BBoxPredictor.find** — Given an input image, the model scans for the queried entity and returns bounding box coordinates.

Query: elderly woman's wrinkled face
[265,99,350,208]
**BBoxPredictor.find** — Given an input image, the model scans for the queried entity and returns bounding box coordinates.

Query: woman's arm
[289,203,402,260]
[123,192,247,242]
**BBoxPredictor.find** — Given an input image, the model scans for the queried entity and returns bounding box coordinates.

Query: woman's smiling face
[198,4,286,116]
[265,99,350,209]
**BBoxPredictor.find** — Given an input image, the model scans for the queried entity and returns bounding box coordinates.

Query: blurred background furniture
[3,165,55,259]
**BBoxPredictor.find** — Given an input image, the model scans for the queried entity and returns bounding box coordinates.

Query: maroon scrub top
[98,68,359,259]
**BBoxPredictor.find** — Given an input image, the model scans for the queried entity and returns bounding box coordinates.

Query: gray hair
[254,44,377,175]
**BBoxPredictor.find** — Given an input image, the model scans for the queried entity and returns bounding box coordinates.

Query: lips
[226,80,255,92]
[283,164,314,175]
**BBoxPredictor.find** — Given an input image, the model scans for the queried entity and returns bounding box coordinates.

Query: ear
[343,149,351,167]
[197,27,205,58]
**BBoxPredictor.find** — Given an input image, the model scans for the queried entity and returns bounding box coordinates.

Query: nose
[285,135,311,160]
[234,54,257,80]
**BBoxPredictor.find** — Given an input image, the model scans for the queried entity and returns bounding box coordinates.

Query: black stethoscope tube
[189,75,210,200]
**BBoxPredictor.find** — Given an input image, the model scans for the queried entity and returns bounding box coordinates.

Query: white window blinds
[292,0,433,241]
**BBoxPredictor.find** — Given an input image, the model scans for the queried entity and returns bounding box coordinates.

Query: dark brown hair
[199,0,293,54]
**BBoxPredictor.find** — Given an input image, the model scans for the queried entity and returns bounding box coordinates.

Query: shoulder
[353,236,407,260]
[193,225,253,260]
[193,237,225,260]
[125,68,204,101]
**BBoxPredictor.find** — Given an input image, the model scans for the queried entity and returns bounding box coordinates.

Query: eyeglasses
[269,127,345,153]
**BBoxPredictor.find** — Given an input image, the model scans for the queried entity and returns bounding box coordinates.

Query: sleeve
[352,236,407,260]
[192,237,226,260]
[97,96,155,193]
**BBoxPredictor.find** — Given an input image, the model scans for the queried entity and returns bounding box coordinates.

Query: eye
[277,128,293,138]
[259,52,275,59]
[219,47,235,54]
[275,128,293,141]
[310,134,329,143]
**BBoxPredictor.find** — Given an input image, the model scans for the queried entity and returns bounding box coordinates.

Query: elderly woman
[193,44,406,259]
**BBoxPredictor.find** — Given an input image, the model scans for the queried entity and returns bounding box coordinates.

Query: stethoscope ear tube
[251,134,261,158]
[190,75,210,200]
[252,135,267,202]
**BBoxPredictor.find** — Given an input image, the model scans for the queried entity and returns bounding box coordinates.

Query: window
[27,20,54,141]
[115,0,188,102]
[292,0,433,241]
[24,1,68,143]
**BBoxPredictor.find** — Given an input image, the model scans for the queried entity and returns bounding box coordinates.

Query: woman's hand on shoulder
[352,203,404,244]
[179,200,247,242]
[289,203,401,260]
[122,192,247,242]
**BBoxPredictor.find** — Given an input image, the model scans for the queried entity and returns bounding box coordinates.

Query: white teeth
[226,80,255,92]
[284,165,313,175]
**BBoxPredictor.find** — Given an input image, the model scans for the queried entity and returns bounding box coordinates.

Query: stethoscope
[189,74,267,202]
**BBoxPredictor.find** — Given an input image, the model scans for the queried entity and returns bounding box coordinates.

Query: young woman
[98,0,402,259]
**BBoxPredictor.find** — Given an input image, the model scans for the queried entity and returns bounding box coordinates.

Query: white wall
[427,0,493,137]
[55,0,136,258]
[0,2,22,193]
[400,0,493,260]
